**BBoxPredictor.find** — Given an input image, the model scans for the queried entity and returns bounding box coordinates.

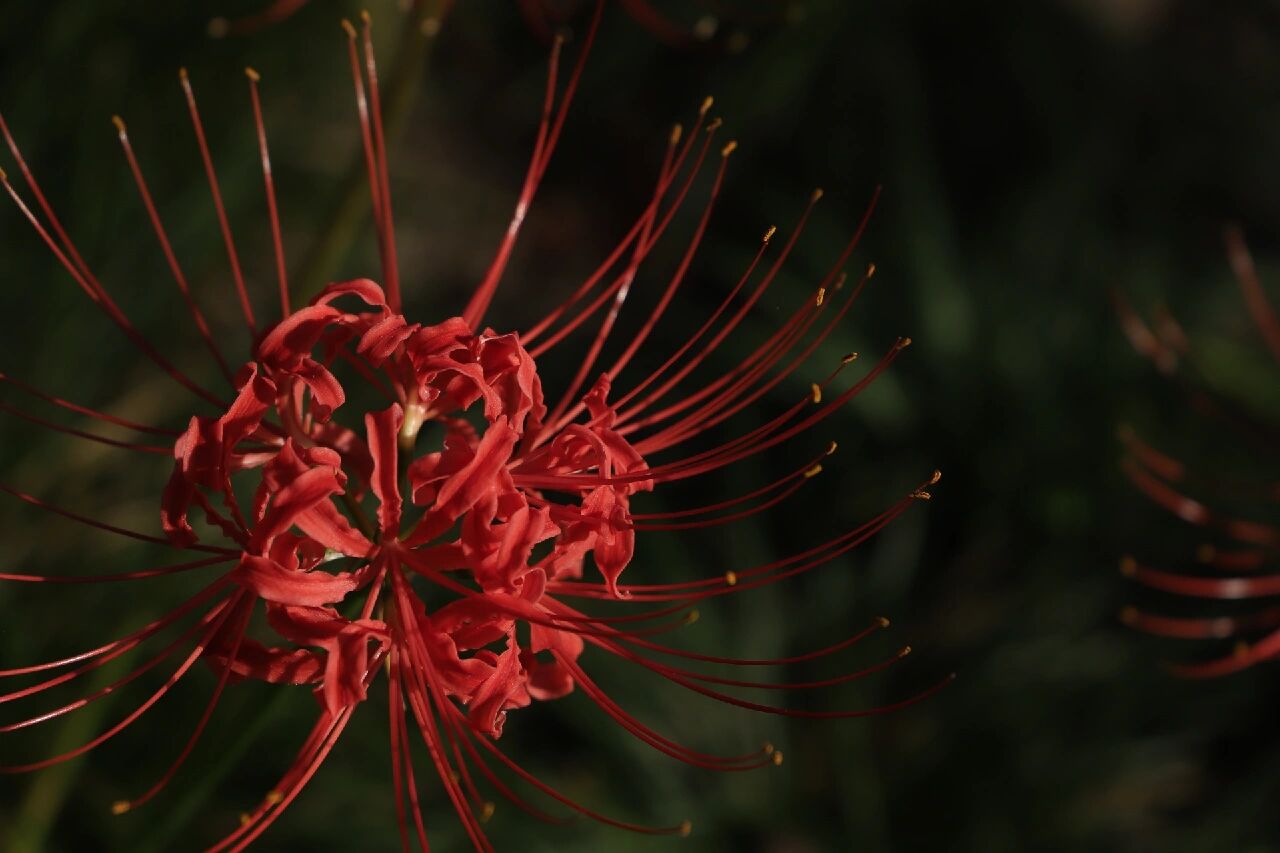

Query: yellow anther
[670,123,683,145]
[930,469,942,485]
[763,225,777,243]
[898,645,912,658]
[1119,556,1137,577]
[811,383,822,404]
[341,18,357,37]
[826,440,838,455]
[866,262,876,277]
[111,800,131,815]
[700,96,714,115]
[721,140,738,157]
[811,187,824,202]
[679,819,693,838]
[804,464,823,478]
[913,490,932,501]
[360,9,373,24]
[772,750,785,766]
[264,789,284,805]
[876,616,891,628]
[245,67,261,82]
[706,117,723,132]
[842,352,859,364]
[685,609,700,625]
[762,741,775,754]
[480,801,496,822]
[896,336,913,350]
[0,166,8,182]
[724,570,738,586]
[111,115,127,134]
[815,287,826,306]
[240,813,252,827]
[178,66,189,80]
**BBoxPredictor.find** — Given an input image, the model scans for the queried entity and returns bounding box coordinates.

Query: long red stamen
[179,69,257,335]
[359,13,402,313]
[463,1,603,330]
[245,68,290,319]
[112,115,235,383]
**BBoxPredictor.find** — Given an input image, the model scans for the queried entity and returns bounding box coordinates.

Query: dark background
[2,1,1280,850]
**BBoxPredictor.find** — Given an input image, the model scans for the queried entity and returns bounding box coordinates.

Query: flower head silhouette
[0,8,944,849]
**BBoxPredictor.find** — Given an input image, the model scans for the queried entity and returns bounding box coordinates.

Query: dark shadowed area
[2,1,1280,851]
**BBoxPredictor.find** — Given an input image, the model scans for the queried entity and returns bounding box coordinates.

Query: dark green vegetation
[2,1,1279,850]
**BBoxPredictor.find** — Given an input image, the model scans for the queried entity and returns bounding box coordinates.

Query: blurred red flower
[1118,227,1280,677]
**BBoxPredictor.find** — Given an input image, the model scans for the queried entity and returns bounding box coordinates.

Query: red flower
[1118,227,1280,677]
[0,8,944,850]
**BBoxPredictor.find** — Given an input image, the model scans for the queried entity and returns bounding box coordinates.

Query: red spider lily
[1117,226,1280,677]
[0,8,944,850]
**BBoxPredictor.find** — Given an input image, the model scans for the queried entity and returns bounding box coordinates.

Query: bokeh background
[3,1,1280,850]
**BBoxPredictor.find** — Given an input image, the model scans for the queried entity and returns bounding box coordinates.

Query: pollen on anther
[264,789,284,806]
[827,440,838,455]
[111,800,131,815]
[685,609,701,625]
[699,96,714,115]
[341,18,358,38]
[480,801,496,822]
[810,383,822,404]
[762,741,775,754]
[360,9,373,25]
[724,570,738,586]
[877,616,891,628]
[721,140,738,157]
[930,470,942,485]
[670,123,684,145]
[244,67,262,82]
[772,750,785,766]
[842,352,859,364]
[679,819,693,838]
[178,67,189,80]
[815,287,826,306]
[763,225,777,243]
[804,464,823,478]
[866,262,877,277]
[811,187,824,202]
[111,115,127,136]
[898,645,913,658]
[240,813,252,827]
[896,337,913,350]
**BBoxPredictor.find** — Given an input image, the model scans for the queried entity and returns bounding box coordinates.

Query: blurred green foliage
[2,1,1280,851]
